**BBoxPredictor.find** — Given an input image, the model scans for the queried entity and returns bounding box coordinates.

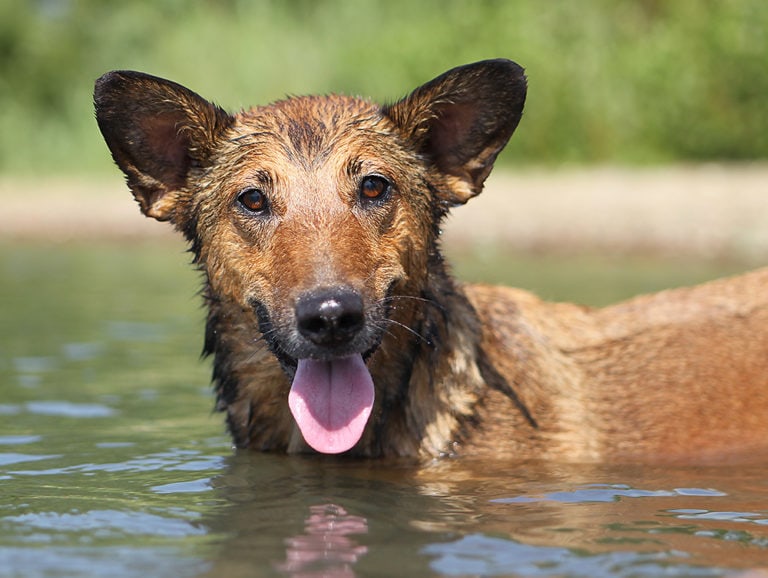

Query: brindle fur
[94,60,768,463]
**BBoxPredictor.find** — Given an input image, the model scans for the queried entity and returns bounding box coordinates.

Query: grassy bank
[1,0,766,174]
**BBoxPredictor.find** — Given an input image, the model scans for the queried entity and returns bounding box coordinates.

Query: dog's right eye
[358,175,392,206]
[237,188,269,214]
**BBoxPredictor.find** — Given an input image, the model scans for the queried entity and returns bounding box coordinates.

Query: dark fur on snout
[95,60,768,463]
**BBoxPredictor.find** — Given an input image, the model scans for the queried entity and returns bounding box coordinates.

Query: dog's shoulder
[462,282,601,352]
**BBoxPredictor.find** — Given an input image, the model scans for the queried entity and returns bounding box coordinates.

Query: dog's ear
[384,59,526,205]
[94,71,232,220]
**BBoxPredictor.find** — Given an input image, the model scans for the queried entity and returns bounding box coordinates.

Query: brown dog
[94,59,768,463]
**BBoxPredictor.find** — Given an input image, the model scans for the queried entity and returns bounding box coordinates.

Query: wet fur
[94,60,768,463]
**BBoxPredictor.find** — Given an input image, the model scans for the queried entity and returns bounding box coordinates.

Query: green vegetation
[1,0,766,174]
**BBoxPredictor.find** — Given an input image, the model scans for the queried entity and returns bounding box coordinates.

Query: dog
[94,59,768,463]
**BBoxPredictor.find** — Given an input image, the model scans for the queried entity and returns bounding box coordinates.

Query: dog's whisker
[378,294,445,313]
[378,318,429,344]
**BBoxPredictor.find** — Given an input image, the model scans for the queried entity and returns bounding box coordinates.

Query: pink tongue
[288,355,375,454]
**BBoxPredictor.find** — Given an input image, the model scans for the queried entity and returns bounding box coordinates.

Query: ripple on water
[0,546,210,578]
[106,321,166,342]
[151,478,213,494]
[492,483,727,504]
[423,533,728,577]
[0,435,42,445]
[671,509,768,525]
[0,453,60,467]
[5,448,225,477]
[60,342,104,361]
[24,401,115,418]
[5,509,206,539]
[12,357,58,374]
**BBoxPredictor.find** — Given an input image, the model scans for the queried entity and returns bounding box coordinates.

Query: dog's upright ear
[94,71,233,220]
[384,59,526,205]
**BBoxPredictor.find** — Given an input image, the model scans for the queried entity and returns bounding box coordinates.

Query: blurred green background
[1,0,767,175]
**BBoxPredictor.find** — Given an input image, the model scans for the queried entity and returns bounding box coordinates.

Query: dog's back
[465,267,768,463]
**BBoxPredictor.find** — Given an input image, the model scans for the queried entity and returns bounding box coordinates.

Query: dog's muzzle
[289,286,379,454]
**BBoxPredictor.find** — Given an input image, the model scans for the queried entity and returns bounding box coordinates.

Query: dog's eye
[359,175,391,204]
[237,188,268,214]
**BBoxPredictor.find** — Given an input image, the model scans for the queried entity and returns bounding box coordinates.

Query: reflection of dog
[95,59,768,462]
[276,504,368,575]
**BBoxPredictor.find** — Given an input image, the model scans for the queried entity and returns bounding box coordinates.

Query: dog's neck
[358,261,489,458]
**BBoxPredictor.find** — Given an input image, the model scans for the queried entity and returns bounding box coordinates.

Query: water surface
[1,243,766,577]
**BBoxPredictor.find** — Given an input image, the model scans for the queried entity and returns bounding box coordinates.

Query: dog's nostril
[296,289,365,346]
[301,316,328,336]
[338,312,364,332]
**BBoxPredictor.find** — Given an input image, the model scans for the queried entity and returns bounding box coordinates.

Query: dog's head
[94,60,526,453]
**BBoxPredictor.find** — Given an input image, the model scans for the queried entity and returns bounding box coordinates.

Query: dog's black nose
[295,288,365,346]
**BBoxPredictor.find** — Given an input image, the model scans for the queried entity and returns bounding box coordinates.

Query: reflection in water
[198,453,768,577]
[276,504,368,578]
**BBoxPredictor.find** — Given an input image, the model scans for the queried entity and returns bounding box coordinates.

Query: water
[1,243,766,578]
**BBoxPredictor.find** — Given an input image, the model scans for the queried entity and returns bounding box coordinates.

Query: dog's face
[192,95,432,364]
[94,60,526,453]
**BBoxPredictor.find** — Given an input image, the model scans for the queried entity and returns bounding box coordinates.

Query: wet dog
[94,59,768,462]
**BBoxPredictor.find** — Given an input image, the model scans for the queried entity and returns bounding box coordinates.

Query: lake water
[1,243,766,577]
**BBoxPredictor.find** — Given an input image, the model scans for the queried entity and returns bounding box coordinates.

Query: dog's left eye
[237,188,269,214]
[359,175,391,204]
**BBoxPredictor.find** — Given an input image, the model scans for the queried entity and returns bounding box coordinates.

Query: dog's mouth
[251,290,387,454]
